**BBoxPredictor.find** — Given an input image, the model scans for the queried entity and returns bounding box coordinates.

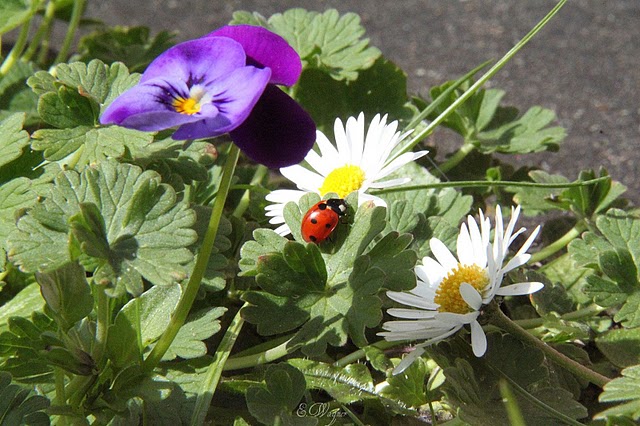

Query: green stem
[333,339,402,368]
[529,221,587,264]
[223,337,296,371]
[486,301,611,388]
[498,380,527,426]
[52,367,67,406]
[143,144,241,373]
[53,0,86,64]
[370,176,610,195]
[22,0,57,63]
[232,164,268,218]
[393,0,568,156]
[438,142,475,173]
[0,20,32,76]
[191,303,247,426]
[514,304,605,330]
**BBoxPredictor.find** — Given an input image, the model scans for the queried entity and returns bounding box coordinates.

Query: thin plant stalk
[53,0,87,64]
[190,303,247,425]
[0,20,32,76]
[143,144,241,373]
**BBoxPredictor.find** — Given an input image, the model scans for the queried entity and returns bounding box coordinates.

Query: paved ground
[86,0,639,204]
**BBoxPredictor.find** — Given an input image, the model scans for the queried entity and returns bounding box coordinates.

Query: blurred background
[80,1,640,204]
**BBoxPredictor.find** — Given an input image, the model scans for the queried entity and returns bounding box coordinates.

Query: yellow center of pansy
[318,164,366,198]
[434,264,489,314]
[172,97,201,115]
[172,86,208,115]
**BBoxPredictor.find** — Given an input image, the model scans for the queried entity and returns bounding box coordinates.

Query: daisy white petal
[429,239,458,271]
[495,281,544,296]
[393,345,427,375]
[459,283,483,311]
[470,320,488,357]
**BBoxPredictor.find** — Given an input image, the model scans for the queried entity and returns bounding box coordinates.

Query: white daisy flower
[378,205,543,374]
[265,112,428,235]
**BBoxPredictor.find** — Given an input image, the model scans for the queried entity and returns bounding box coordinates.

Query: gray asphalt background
[87,0,639,204]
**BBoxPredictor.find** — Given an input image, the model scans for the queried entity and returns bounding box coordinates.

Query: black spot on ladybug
[309,235,317,242]
[311,218,317,224]
[325,223,331,228]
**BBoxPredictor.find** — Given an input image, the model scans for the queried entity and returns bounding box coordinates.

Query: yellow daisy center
[434,264,489,314]
[172,96,201,115]
[318,164,366,198]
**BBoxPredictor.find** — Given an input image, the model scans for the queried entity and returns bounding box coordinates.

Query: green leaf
[559,169,626,217]
[7,161,197,296]
[0,372,50,426]
[34,262,92,330]
[379,357,430,408]
[0,178,35,252]
[246,363,314,426]
[37,86,97,128]
[0,283,43,333]
[428,80,565,154]
[596,365,640,421]
[569,209,640,326]
[0,0,38,34]
[31,125,153,168]
[161,307,226,361]
[0,113,29,168]
[0,313,56,383]
[296,58,412,134]
[0,61,39,125]
[75,26,176,73]
[265,9,380,81]
[596,328,640,368]
[508,170,569,216]
[107,284,181,368]
[288,358,413,414]
[380,162,472,258]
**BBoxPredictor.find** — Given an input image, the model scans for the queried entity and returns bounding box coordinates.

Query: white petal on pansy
[495,281,544,296]
[459,283,483,311]
[430,238,459,271]
[470,319,488,357]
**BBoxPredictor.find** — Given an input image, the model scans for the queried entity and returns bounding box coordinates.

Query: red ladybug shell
[301,199,348,243]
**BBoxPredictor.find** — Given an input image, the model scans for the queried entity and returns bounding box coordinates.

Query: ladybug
[301,198,348,243]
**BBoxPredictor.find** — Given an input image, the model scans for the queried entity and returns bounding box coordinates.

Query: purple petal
[229,85,315,168]
[140,37,247,84]
[206,25,302,86]
[100,80,211,131]
[172,66,271,140]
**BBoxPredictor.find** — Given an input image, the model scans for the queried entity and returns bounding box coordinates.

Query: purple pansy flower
[100,25,315,168]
